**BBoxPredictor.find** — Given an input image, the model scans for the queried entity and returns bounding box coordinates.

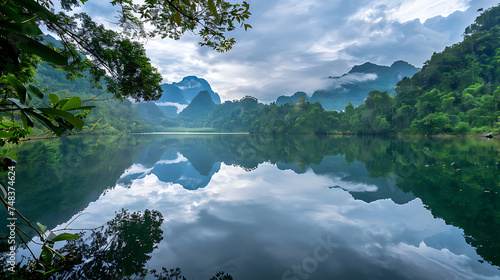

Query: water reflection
[56,209,164,279]
[2,134,499,279]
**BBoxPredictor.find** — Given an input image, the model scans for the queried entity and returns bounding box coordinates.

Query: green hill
[199,5,500,135]
[34,62,158,134]
[389,5,500,135]
[179,90,216,123]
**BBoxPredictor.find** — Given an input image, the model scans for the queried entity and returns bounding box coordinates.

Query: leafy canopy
[0,0,251,145]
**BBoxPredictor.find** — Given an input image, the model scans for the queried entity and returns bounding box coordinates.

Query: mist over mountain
[157,84,188,104]
[276,60,420,111]
[170,76,221,104]
[147,76,221,120]
[32,3,500,138]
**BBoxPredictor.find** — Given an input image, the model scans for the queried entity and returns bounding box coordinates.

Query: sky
[73,0,499,103]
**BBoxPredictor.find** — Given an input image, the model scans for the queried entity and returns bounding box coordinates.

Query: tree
[345,102,355,123]
[0,0,251,145]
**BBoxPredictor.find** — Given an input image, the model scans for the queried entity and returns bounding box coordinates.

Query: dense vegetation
[0,0,251,145]
[7,5,500,138]
[34,62,159,134]
[193,5,500,135]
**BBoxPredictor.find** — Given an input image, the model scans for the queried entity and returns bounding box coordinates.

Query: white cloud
[66,0,500,102]
[31,163,500,279]
[350,0,470,23]
[389,0,470,22]
[329,73,378,89]
[155,102,188,114]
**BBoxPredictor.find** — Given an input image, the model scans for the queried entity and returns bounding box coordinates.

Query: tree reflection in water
[53,209,233,280]
[55,209,164,279]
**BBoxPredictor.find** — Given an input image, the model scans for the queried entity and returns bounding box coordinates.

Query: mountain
[171,76,221,104]
[276,91,307,106]
[152,76,221,119]
[276,60,420,111]
[388,5,500,135]
[179,90,216,121]
[157,84,188,104]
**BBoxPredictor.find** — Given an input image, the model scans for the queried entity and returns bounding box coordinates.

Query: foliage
[0,208,164,279]
[54,209,164,279]
[35,62,163,133]
[190,5,500,136]
[0,0,252,145]
[44,0,251,99]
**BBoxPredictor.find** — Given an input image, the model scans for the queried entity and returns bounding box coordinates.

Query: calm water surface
[2,134,500,279]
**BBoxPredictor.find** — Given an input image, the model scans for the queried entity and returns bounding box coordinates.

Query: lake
[2,134,500,279]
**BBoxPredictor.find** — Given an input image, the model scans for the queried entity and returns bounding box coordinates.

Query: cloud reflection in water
[53,162,500,280]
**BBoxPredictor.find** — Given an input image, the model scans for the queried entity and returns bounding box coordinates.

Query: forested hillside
[198,5,500,135]
[25,5,500,137]
[349,4,500,135]
[276,61,419,111]
[34,63,159,134]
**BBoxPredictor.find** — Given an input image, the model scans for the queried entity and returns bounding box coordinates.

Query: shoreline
[17,131,499,143]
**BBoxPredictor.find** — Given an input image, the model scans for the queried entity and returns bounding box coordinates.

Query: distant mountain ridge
[133,76,221,123]
[276,60,420,111]
[179,90,216,121]
[158,76,221,105]
[158,84,188,104]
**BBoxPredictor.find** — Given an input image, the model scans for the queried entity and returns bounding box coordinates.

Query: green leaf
[0,21,42,36]
[27,83,44,100]
[21,0,58,22]
[40,246,53,266]
[0,131,14,139]
[7,98,27,109]
[49,93,59,105]
[174,12,181,25]
[5,74,27,104]
[61,96,82,111]
[57,98,69,109]
[38,108,85,130]
[182,0,190,5]
[42,268,60,276]
[0,122,22,128]
[0,31,68,65]
[37,222,47,234]
[0,5,23,22]
[20,110,34,128]
[24,109,64,136]
[50,233,81,242]
[208,0,218,18]
[76,105,96,110]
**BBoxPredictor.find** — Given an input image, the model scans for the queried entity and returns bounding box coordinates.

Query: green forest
[194,6,500,135]
[3,5,500,140]
[1,1,499,279]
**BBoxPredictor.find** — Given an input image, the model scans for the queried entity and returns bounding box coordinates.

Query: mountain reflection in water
[2,134,499,279]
